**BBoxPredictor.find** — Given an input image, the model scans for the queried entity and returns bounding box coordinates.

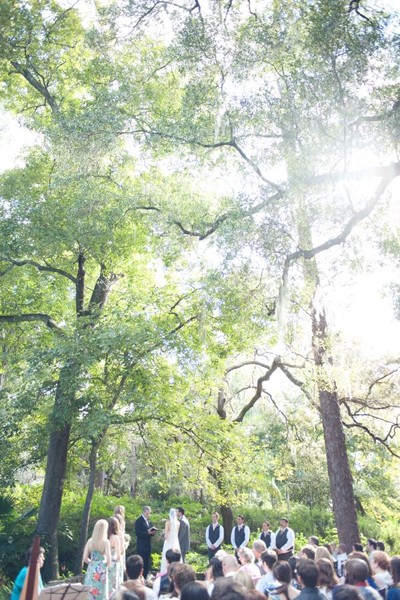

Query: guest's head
[252,540,266,560]
[173,563,196,595]
[296,559,319,589]
[273,561,292,584]
[91,519,109,551]
[211,578,250,600]
[261,550,277,573]
[390,556,400,586]
[112,591,140,600]
[316,558,339,590]
[238,547,255,565]
[334,585,364,600]
[376,541,385,552]
[299,545,315,560]
[370,550,390,573]
[345,559,369,585]
[126,554,144,580]
[165,548,181,565]
[338,544,347,555]
[315,547,333,562]
[234,571,255,591]
[180,582,209,600]
[26,546,45,568]
[208,557,224,581]
[352,543,363,553]
[222,554,240,576]
[348,552,372,577]
[366,539,377,553]
[309,536,319,547]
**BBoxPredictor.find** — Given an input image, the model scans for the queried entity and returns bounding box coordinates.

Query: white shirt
[274,527,295,552]
[231,525,250,549]
[206,523,224,549]
[259,530,276,550]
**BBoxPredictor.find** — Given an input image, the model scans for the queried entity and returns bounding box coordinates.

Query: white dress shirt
[231,525,250,549]
[206,523,224,548]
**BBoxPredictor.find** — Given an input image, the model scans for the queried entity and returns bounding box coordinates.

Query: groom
[177,507,190,562]
[135,505,156,578]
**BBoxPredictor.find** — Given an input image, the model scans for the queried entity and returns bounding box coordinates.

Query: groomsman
[259,521,276,550]
[274,517,295,561]
[231,515,250,555]
[206,512,224,560]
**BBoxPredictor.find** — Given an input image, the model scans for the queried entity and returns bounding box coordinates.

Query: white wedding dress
[160,508,181,573]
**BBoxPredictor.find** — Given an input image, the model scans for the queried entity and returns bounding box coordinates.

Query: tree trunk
[74,441,100,575]
[312,305,360,551]
[36,362,78,581]
[220,504,233,544]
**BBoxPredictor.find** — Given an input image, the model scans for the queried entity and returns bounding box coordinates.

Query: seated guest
[159,563,180,600]
[387,556,400,600]
[154,549,182,597]
[206,557,224,597]
[316,558,339,600]
[353,545,364,554]
[300,547,316,561]
[238,548,261,583]
[349,553,378,590]
[171,564,196,599]
[344,559,381,600]
[252,540,267,574]
[377,543,386,553]
[180,582,209,600]
[370,551,393,590]
[125,555,156,600]
[273,560,300,600]
[310,538,320,548]
[235,571,255,591]
[334,585,364,600]
[296,559,326,600]
[223,555,240,578]
[256,551,278,595]
[316,548,334,565]
[211,578,250,600]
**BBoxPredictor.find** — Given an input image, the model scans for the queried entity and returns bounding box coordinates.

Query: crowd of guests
[10,505,400,600]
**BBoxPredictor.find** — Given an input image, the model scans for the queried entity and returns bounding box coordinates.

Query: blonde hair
[90,519,109,552]
[315,546,333,562]
[114,505,126,520]
[238,547,254,564]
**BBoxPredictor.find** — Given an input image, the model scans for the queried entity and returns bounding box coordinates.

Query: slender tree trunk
[312,305,360,551]
[74,441,100,575]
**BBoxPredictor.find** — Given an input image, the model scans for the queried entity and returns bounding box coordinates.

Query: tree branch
[233,356,281,422]
[0,256,77,283]
[10,61,59,113]
[0,313,61,330]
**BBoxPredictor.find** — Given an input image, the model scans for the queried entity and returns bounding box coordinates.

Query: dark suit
[178,516,190,562]
[135,514,153,578]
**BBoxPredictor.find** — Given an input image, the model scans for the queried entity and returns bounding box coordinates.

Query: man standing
[259,521,276,551]
[274,517,295,561]
[135,505,156,579]
[206,512,225,560]
[231,515,250,556]
[177,507,190,562]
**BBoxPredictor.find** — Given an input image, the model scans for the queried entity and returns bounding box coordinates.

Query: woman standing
[83,519,112,600]
[160,509,181,574]
[108,517,122,594]
[114,506,127,576]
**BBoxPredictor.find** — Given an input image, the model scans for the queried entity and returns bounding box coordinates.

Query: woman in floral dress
[83,519,112,600]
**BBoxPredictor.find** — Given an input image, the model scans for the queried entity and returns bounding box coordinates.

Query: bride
[160,508,181,573]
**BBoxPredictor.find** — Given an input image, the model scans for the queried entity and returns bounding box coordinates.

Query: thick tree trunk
[312,306,360,552]
[220,504,233,544]
[36,423,71,581]
[74,441,100,575]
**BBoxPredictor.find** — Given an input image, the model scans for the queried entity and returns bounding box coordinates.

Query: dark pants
[208,547,221,560]
[139,551,151,578]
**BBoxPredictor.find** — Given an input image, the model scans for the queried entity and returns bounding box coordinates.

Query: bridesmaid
[83,520,112,600]
[114,506,127,578]
[108,517,122,595]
